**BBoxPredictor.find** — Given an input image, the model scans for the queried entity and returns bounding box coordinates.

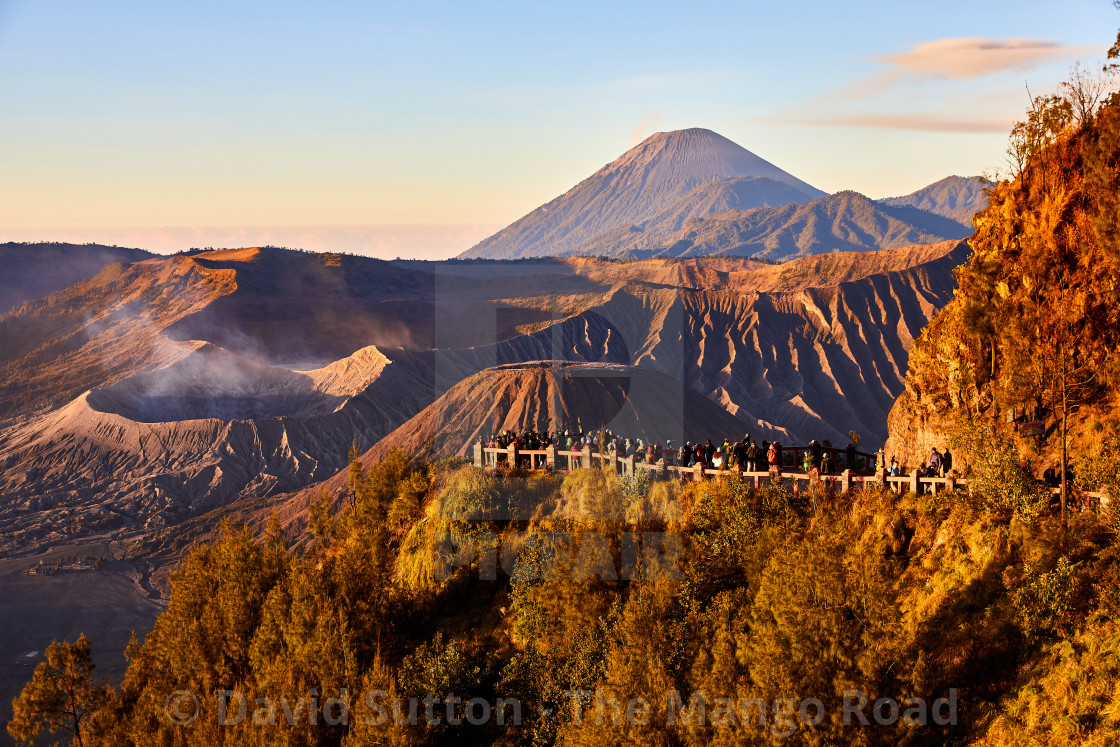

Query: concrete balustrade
[476,443,899,493]
[471,441,1112,505]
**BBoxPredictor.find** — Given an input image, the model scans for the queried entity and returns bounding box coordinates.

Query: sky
[0,0,1116,257]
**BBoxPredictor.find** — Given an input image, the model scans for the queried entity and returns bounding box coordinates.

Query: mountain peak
[628,127,735,150]
[607,128,792,181]
[881,175,991,228]
[460,129,825,259]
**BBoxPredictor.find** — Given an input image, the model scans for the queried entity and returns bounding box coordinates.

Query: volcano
[367,361,765,462]
[459,128,826,259]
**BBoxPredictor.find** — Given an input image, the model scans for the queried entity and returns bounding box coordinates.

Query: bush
[1076,434,1120,531]
[1013,556,1078,640]
[951,421,1048,519]
[397,633,493,735]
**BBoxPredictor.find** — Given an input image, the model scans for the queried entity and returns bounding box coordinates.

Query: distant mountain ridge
[459,128,826,259]
[573,190,971,260]
[881,175,991,228]
[0,242,153,314]
[461,129,976,260]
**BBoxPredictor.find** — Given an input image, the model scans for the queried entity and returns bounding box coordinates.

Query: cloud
[629,111,663,145]
[765,36,1089,134]
[837,37,1093,99]
[872,38,1076,83]
[811,113,1011,133]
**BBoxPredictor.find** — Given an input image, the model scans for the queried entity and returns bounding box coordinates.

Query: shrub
[1013,556,1078,640]
[1075,434,1120,531]
[951,421,1048,519]
[397,633,492,735]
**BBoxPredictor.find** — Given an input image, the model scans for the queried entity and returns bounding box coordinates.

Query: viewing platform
[471,440,1110,505]
[472,441,970,497]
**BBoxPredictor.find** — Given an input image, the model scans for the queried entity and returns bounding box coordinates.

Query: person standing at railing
[929,448,942,477]
[888,457,900,477]
[694,443,708,469]
[810,440,822,471]
[768,441,780,472]
[845,442,856,472]
[732,438,747,471]
[821,450,834,475]
[746,440,759,472]
[917,462,930,494]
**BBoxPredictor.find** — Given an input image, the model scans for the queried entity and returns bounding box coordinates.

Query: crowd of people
[886,447,954,479]
[483,426,872,475]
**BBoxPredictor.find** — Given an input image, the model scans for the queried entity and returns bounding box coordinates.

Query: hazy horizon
[0,162,971,259]
[0,223,502,259]
[2,1,1116,258]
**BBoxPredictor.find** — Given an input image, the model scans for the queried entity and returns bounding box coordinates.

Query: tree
[990,83,1118,531]
[8,634,108,747]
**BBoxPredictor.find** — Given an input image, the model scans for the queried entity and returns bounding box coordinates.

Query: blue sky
[0,0,1115,256]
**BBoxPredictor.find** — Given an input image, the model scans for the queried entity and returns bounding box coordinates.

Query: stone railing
[472,441,1111,504]
[475,442,893,493]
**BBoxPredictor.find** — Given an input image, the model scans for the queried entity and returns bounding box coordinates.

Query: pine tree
[8,634,108,746]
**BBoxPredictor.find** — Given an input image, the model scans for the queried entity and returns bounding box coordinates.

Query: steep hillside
[368,362,759,461]
[82,437,1120,746]
[0,255,239,422]
[885,84,1120,482]
[585,244,966,449]
[0,242,153,314]
[395,241,967,457]
[460,128,825,259]
[881,175,991,228]
[0,247,461,423]
[0,308,636,556]
[0,240,966,560]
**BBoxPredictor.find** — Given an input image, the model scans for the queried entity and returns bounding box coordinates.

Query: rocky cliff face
[581,243,966,447]
[882,305,982,470]
[884,94,1120,477]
